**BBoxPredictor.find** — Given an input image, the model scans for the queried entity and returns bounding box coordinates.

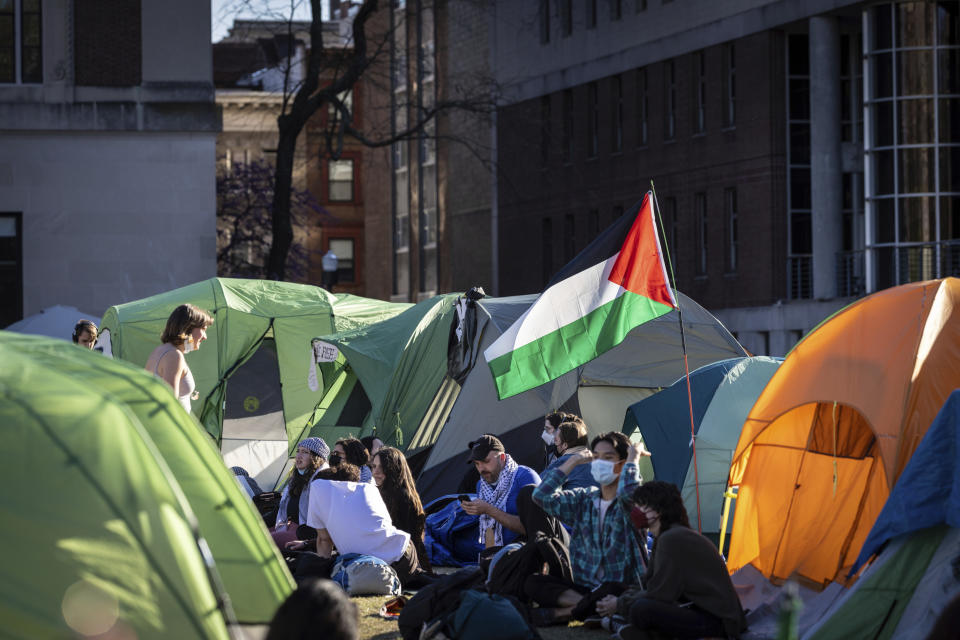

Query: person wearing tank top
[144,303,214,414]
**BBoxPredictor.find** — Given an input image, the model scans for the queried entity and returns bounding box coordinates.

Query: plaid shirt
[532,462,644,588]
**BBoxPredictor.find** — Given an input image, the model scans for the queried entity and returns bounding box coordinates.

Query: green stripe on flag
[488,291,674,399]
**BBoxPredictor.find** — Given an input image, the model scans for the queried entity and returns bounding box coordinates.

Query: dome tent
[727,278,960,588]
[416,290,747,502]
[0,332,294,627]
[0,333,286,637]
[99,277,408,488]
[622,356,781,533]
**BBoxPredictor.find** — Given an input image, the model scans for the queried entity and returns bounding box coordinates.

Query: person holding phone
[460,435,541,548]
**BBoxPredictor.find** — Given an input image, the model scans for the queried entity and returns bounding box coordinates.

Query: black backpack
[397,566,486,640]
[486,533,573,601]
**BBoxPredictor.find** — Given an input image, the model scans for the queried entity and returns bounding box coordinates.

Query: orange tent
[726,278,960,588]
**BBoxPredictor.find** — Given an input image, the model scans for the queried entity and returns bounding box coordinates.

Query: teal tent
[0,332,296,636]
[622,356,780,532]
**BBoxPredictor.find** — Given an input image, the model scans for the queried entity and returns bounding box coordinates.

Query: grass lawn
[354,595,611,640]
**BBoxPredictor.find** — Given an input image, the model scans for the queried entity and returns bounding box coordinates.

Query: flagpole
[650,181,703,533]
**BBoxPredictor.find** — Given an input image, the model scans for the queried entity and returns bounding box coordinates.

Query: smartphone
[458,494,471,503]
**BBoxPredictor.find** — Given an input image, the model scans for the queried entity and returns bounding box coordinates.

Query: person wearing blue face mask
[271,437,330,549]
[528,432,651,626]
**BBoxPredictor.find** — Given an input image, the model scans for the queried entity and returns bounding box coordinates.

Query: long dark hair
[374,447,424,518]
[632,481,691,532]
[373,447,431,572]
[286,454,322,498]
[336,437,370,468]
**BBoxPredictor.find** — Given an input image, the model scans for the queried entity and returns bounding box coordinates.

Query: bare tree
[217,158,329,279]
[218,0,498,281]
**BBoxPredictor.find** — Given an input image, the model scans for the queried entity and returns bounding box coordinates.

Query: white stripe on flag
[484,253,623,362]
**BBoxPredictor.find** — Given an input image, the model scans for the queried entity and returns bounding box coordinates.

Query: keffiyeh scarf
[477,454,519,546]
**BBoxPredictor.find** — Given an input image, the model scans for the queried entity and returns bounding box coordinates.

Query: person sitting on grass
[527,432,648,625]
[594,481,747,640]
[370,446,433,574]
[543,418,598,490]
[300,463,423,586]
[332,436,374,483]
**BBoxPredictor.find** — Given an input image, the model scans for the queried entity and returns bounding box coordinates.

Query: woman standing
[144,304,213,413]
[369,446,432,574]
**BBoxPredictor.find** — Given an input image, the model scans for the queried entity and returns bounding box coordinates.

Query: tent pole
[719,486,737,557]
[650,181,703,533]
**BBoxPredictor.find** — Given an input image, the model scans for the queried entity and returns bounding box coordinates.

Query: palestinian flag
[485,192,677,400]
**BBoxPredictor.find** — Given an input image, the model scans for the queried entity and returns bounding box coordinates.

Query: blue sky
[211,0,327,42]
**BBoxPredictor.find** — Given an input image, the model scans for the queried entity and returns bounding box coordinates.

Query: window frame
[0,0,42,85]
[327,156,357,203]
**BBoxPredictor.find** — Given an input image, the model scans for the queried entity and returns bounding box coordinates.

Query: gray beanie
[297,436,330,461]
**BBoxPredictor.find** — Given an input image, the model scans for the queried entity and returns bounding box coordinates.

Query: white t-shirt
[306,479,410,564]
[596,497,614,581]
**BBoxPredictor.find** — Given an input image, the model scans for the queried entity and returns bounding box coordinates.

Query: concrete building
[0,0,220,326]
[486,0,958,356]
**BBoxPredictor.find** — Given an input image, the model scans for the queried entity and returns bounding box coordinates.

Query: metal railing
[836,250,866,297]
[788,255,812,300]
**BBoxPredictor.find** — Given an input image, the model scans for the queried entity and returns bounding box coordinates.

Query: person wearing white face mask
[539,411,570,470]
[542,419,599,490]
[527,432,651,627]
[272,437,330,549]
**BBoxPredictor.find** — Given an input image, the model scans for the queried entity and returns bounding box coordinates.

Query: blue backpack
[330,553,402,596]
[423,495,484,567]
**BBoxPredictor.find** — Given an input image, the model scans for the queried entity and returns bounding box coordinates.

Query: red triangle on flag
[607,192,676,308]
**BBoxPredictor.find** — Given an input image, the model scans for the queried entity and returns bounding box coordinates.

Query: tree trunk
[266,114,298,280]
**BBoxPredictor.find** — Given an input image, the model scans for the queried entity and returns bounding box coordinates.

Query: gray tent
[416,291,746,501]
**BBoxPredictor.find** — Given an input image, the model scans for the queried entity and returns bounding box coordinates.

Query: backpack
[423,590,541,640]
[423,495,484,567]
[397,566,485,640]
[486,533,573,601]
[330,553,401,596]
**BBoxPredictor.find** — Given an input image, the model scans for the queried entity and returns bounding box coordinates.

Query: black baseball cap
[465,434,505,464]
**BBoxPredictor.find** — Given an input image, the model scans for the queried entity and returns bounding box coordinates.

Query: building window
[561,0,572,37]
[328,238,355,283]
[787,33,812,299]
[587,0,597,28]
[663,196,677,263]
[0,214,22,327]
[327,89,353,124]
[613,204,624,226]
[541,95,551,166]
[611,0,622,20]
[612,75,623,153]
[588,208,599,241]
[695,193,707,276]
[665,59,676,139]
[723,42,736,127]
[565,214,576,262]
[562,89,574,163]
[725,188,738,272]
[328,159,354,202]
[693,50,706,134]
[0,0,41,84]
[636,0,647,12]
[540,0,550,44]
[864,1,960,292]
[542,217,554,284]
[587,82,599,158]
[637,67,648,146]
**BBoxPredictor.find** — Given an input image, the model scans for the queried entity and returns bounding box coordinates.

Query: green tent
[0,332,294,626]
[305,294,460,453]
[0,332,296,637]
[100,278,408,488]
